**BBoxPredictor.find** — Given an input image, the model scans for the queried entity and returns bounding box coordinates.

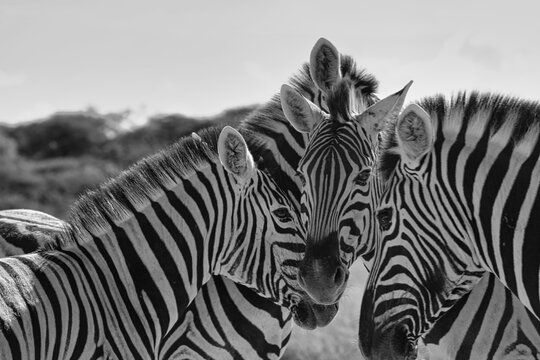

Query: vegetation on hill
[0,105,257,217]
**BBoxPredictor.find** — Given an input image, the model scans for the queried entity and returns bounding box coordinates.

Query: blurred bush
[101,114,213,166]
[0,104,257,218]
[0,157,120,218]
[8,113,113,159]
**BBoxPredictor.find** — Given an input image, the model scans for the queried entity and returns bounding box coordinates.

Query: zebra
[0,126,327,359]
[281,39,540,359]
[358,92,540,359]
[280,37,409,305]
[0,209,293,360]
[242,38,380,306]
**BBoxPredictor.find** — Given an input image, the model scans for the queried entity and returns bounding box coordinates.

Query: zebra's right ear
[396,104,433,164]
[356,81,412,134]
[218,126,255,182]
[281,84,325,133]
[310,38,342,93]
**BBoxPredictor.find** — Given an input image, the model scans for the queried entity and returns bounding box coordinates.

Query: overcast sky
[1,0,539,124]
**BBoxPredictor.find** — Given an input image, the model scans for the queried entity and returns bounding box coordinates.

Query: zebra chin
[290,299,339,330]
[359,288,419,359]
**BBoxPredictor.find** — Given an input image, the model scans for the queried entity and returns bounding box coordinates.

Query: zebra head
[217,126,337,329]
[359,102,486,359]
[280,38,411,305]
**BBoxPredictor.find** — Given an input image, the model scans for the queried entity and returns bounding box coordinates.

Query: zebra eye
[296,171,306,187]
[273,207,293,222]
[377,208,393,231]
[354,170,371,186]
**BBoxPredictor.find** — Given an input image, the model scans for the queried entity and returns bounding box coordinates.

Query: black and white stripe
[0,209,293,360]
[246,38,380,306]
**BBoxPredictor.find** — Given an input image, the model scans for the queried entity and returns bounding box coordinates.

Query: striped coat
[0,209,292,360]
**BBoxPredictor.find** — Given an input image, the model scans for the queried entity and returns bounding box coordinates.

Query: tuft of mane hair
[48,126,243,251]
[288,56,379,113]
[326,79,357,122]
[379,92,540,181]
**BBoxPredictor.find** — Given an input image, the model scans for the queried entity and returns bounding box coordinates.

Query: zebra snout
[297,256,348,305]
[291,299,339,329]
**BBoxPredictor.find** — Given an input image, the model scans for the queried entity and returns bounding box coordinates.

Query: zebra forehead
[304,126,367,159]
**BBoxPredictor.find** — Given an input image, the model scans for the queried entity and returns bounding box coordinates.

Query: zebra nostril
[405,342,418,360]
[290,304,298,314]
[334,266,345,286]
[297,271,306,289]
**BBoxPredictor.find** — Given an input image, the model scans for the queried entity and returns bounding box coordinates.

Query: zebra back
[0,209,64,255]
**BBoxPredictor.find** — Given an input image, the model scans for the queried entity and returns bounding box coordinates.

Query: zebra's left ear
[396,104,433,164]
[356,81,412,134]
[281,84,326,133]
[218,126,255,182]
[310,38,342,93]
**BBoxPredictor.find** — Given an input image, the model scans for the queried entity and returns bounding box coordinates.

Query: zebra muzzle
[290,299,339,329]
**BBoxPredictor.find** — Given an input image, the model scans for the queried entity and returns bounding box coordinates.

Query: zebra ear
[396,104,433,163]
[218,126,255,182]
[310,38,341,93]
[356,81,412,134]
[281,84,325,133]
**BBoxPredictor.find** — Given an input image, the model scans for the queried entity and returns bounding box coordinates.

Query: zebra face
[281,38,411,306]
[358,104,486,359]
[282,83,412,306]
[234,157,341,329]
[293,117,376,304]
[218,127,338,328]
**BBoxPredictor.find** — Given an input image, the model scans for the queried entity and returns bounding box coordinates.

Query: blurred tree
[0,104,260,217]
[8,111,121,159]
[0,131,18,160]
[102,114,213,165]
[210,105,258,127]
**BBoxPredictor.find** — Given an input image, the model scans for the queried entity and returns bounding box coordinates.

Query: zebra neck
[56,163,247,330]
[0,166,255,355]
[354,146,383,268]
[438,135,540,309]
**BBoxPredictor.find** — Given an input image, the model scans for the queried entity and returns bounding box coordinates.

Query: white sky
[1,0,539,124]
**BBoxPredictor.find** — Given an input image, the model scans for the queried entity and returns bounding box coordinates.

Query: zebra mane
[289,55,379,107]
[239,54,378,191]
[327,79,357,122]
[51,126,229,250]
[379,92,540,181]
